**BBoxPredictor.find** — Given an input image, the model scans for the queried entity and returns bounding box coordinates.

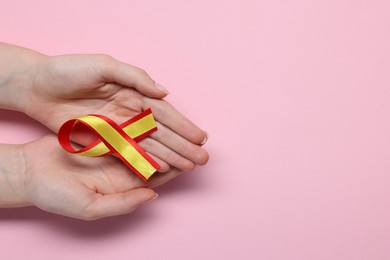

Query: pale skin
[0,43,209,220]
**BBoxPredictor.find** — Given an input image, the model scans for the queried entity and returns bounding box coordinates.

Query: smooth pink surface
[1,0,390,259]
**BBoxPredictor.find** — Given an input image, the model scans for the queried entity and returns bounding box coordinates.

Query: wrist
[0,42,47,113]
[0,143,31,208]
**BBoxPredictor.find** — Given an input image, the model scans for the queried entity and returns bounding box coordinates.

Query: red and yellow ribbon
[58,109,160,181]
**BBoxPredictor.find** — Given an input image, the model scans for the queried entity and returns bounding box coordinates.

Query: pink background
[1,0,390,259]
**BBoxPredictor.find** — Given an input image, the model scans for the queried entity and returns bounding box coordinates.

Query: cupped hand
[20,54,208,172]
[23,134,183,220]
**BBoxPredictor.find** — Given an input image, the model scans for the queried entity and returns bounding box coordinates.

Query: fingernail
[155,83,169,94]
[201,132,209,145]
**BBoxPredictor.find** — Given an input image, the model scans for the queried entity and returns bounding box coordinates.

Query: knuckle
[136,67,149,77]
[151,122,166,141]
[186,162,197,172]
[181,159,196,172]
[98,53,114,62]
[94,54,115,74]
[138,139,152,151]
[134,67,153,83]
[96,54,114,66]
[164,150,193,171]
[158,162,171,173]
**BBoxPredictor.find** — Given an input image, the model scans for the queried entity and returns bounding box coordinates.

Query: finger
[99,55,169,99]
[138,137,196,172]
[148,153,170,173]
[82,188,157,220]
[150,122,209,166]
[144,98,208,145]
[146,167,183,188]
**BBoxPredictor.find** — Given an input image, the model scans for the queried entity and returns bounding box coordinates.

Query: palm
[30,55,148,132]
[25,135,177,220]
[37,83,147,135]
[25,54,208,176]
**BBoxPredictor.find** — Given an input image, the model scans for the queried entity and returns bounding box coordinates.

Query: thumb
[100,55,169,98]
[83,188,158,220]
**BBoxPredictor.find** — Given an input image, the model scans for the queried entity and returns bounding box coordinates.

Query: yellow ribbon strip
[58,109,160,181]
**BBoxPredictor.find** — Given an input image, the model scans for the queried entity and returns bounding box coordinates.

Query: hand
[20,134,183,220]
[0,43,209,172]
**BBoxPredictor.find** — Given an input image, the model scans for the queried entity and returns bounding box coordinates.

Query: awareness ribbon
[58,108,160,181]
